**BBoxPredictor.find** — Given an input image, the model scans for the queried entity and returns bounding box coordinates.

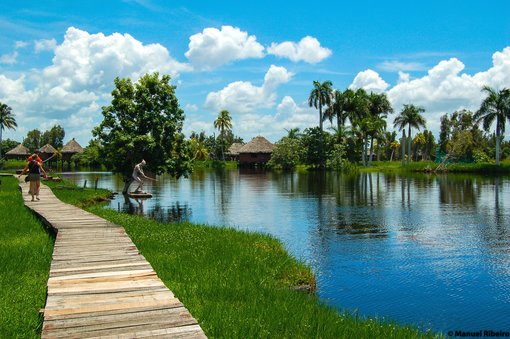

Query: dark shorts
[29,173,41,181]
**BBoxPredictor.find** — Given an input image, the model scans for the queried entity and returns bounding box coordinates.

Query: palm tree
[393,104,426,166]
[284,127,301,139]
[308,80,333,133]
[367,92,392,164]
[324,90,347,140]
[474,86,510,165]
[0,102,17,160]
[214,110,233,161]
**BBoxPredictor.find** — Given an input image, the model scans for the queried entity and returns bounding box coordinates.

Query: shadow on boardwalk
[18,177,206,338]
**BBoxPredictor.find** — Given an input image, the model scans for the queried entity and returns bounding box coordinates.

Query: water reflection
[60,170,510,333]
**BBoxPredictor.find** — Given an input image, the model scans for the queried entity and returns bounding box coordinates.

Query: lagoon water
[61,169,510,333]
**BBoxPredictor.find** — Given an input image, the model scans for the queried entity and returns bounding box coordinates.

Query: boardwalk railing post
[95,178,98,190]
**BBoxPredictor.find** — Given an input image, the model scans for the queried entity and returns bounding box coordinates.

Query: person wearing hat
[132,160,153,193]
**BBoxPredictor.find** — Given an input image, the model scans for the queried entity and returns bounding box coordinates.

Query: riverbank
[358,160,510,174]
[0,176,54,338]
[43,179,439,338]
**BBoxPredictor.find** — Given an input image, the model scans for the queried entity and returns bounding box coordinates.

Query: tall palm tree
[308,80,333,133]
[214,109,232,161]
[0,102,17,160]
[367,92,392,164]
[474,86,510,165]
[393,104,426,166]
[324,90,347,139]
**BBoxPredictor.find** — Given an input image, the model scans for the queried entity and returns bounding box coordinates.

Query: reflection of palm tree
[393,104,426,166]
[0,102,17,160]
[214,110,232,161]
[474,86,510,165]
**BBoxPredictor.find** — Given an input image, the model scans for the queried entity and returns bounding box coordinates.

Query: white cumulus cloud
[350,69,389,93]
[0,26,190,143]
[347,47,510,136]
[185,26,265,70]
[267,36,332,64]
[34,38,58,53]
[204,65,293,113]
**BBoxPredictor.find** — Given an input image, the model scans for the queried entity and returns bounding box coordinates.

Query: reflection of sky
[60,171,510,333]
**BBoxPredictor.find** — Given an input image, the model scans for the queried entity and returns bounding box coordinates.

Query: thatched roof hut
[61,138,84,161]
[226,142,244,160]
[38,144,57,161]
[5,144,29,160]
[238,136,274,165]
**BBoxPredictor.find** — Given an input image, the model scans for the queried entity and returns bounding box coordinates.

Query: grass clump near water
[49,181,440,338]
[0,176,54,338]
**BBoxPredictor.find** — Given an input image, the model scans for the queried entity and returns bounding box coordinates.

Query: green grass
[193,160,238,169]
[47,180,440,338]
[359,160,510,174]
[0,176,54,338]
[44,179,112,208]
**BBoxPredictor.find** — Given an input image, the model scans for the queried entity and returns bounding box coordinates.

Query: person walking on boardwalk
[19,153,47,201]
[132,160,154,193]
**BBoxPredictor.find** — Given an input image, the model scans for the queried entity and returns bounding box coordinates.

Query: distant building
[226,142,244,161]
[5,144,29,160]
[238,136,274,165]
[38,144,57,162]
[61,138,84,163]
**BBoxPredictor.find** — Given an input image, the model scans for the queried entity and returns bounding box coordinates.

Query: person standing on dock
[19,154,47,201]
[132,160,153,193]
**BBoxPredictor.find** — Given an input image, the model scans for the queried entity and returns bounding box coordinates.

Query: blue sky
[1,0,509,146]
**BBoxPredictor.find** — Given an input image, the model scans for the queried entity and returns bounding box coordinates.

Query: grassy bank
[0,176,54,338]
[359,160,510,174]
[46,180,439,338]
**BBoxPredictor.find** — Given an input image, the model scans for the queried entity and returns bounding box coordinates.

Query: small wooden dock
[19,178,206,338]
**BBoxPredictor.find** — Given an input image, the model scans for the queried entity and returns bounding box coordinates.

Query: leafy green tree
[447,130,475,161]
[301,127,333,167]
[0,102,17,160]
[190,137,209,161]
[93,72,193,193]
[393,104,426,166]
[438,113,451,153]
[214,110,233,161]
[41,125,65,148]
[23,129,42,152]
[268,137,304,170]
[474,86,510,165]
[389,140,400,161]
[73,139,103,167]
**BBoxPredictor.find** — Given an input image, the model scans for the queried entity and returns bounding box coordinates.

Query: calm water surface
[61,169,510,333]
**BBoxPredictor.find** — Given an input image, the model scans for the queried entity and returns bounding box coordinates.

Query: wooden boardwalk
[18,178,206,338]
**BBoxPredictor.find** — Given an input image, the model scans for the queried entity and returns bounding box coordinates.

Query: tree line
[265,82,510,169]
[1,74,509,175]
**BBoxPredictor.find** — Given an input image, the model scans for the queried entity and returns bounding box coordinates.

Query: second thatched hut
[238,136,274,165]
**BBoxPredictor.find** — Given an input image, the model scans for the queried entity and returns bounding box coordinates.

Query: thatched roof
[238,136,274,154]
[227,143,244,155]
[62,138,84,154]
[6,144,29,156]
[38,144,56,154]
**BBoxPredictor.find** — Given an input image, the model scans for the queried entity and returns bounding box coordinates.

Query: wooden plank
[16,178,207,338]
